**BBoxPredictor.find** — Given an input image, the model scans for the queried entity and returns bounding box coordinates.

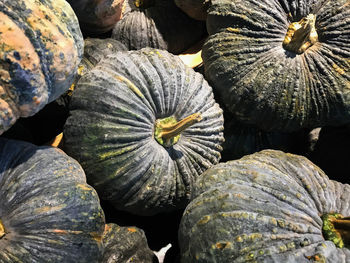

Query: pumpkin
[63,48,224,216]
[111,0,207,54]
[202,0,350,132]
[174,0,210,21]
[101,223,158,263]
[66,0,125,36]
[0,0,84,135]
[0,138,105,262]
[179,149,350,262]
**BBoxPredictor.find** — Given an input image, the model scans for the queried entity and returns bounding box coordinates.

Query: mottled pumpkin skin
[64,48,224,215]
[203,0,350,132]
[66,0,125,35]
[0,138,105,262]
[179,150,350,262]
[0,0,83,135]
[111,0,206,54]
[101,223,158,263]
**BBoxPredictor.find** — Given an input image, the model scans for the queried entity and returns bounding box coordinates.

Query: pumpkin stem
[321,213,350,248]
[134,0,154,8]
[154,113,202,147]
[0,219,5,239]
[283,14,318,54]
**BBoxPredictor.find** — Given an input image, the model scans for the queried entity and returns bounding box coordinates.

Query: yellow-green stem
[322,214,350,248]
[0,219,5,238]
[283,14,318,54]
[155,113,202,147]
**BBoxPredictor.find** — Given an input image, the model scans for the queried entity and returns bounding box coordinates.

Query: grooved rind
[0,0,83,135]
[111,0,206,54]
[64,48,224,216]
[0,138,105,263]
[179,149,350,262]
[203,0,350,132]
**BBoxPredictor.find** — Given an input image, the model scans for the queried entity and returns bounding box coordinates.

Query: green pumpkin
[179,149,350,262]
[0,138,105,262]
[101,223,158,263]
[0,0,84,135]
[111,0,206,54]
[174,0,210,21]
[203,0,350,132]
[63,48,224,215]
[66,0,125,36]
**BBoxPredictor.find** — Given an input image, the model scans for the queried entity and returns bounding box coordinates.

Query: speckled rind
[67,0,125,35]
[111,0,206,54]
[0,0,83,135]
[203,0,350,132]
[0,138,105,263]
[63,48,224,216]
[101,223,158,263]
[179,149,350,262]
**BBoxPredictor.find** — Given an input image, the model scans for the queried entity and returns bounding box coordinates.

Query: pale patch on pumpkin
[197,215,211,225]
[214,241,232,250]
[90,231,103,243]
[110,73,144,98]
[35,204,66,214]
[52,229,83,235]
[332,63,345,75]
[76,183,93,191]
[127,227,137,233]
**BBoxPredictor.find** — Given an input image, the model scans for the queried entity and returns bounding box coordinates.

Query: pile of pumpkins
[0,0,349,262]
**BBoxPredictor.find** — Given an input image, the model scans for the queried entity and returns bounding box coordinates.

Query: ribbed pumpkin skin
[179,150,350,262]
[111,0,206,54]
[0,0,83,135]
[66,0,125,35]
[101,223,158,263]
[203,0,350,132]
[63,48,224,215]
[0,138,105,262]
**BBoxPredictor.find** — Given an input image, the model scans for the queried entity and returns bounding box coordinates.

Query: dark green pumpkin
[111,0,207,54]
[101,223,158,263]
[203,0,350,132]
[179,149,350,262]
[63,48,224,216]
[0,138,105,262]
[0,0,83,135]
[174,0,210,21]
[66,0,125,36]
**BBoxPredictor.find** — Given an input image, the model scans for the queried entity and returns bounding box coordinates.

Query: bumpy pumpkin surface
[203,0,350,132]
[66,0,125,35]
[0,0,84,135]
[0,138,105,262]
[101,223,158,263]
[111,0,206,54]
[63,48,224,215]
[179,149,350,262]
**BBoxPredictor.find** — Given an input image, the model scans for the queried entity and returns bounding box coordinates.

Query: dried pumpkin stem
[155,113,202,147]
[0,219,5,238]
[322,214,350,248]
[283,14,318,54]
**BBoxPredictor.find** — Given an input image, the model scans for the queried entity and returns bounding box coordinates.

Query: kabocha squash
[179,149,350,262]
[174,0,210,21]
[111,0,207,54]
[0,138,105,262]
[0,0,84,135]
[66,0,125,36]
[63,48,224,216]
[203,0,350,132]
[101,223,158,263]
